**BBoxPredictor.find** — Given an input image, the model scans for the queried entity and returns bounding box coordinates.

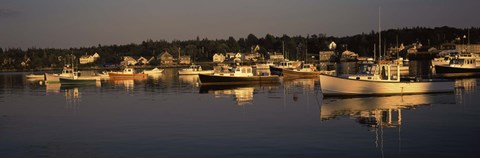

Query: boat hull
[269,65,292,76]
[199,74,280,85]
[178,70,214,75]
[59,77,97,85]
[319,74,454,96]
[108,72,148,78]
[435,65,480,73]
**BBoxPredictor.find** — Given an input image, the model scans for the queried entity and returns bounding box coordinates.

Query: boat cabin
[348,63,400,82]
[448,56,477,68]
[123,68,136,74]
[214,66,254,77]
[296,64,317,72]
[276,61,301,69]
[189,64,203,71]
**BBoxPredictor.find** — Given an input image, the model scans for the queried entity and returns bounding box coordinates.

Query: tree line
[1,26,479,70]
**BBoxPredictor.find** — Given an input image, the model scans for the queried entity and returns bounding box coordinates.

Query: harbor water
[0,61,479,158]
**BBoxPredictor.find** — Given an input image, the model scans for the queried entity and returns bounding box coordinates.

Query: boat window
[381,66,387,80]
[450,59,464,65]
[247,68,252,73]
[242,68,246,73]
[390,66,398,80]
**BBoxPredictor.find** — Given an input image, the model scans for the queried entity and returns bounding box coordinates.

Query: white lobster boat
[178,64,214,75]
[320,62,454,96]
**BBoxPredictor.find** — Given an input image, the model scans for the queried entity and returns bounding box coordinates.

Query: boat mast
[305,37,308,63]
[378,6,382,60]
[396,35,399,59]
[282,40,285,60]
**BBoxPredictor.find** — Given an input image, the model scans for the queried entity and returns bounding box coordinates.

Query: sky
[1,0,479,49]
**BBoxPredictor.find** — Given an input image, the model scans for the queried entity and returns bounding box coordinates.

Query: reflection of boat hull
[199,82,280,93]
[178,70,214,75]
[45,73,60,83]
[435,65,480,73]
[199,74,280,85]
[319,74,454,96]
[108,73,148,78]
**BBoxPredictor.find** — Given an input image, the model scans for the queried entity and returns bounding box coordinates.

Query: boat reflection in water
[283,78,317,93]
[320,93,456,156]
[109,78,146,91]
[200,83,280,106]
[45,83,61,93]
[320,94,455,126]
[178,75,200,87]
[148,73,163,80]
[454,78,477,104]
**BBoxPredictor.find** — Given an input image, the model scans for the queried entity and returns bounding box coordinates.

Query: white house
[225,52,236,59]
[121,56,138,66]
[179,55,191,65]
[213,53,226,63]
[137,56,149,65]
[79,52,100,64]
[244,53,258,61]
[269,52,284,61]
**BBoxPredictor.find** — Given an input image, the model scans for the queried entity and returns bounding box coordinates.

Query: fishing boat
[435,54,480,75]
[142,67,164,75]
[283,64,335,78]
[44,65,76,84]
[269,60,302,76]
[59,72,98,84]
[320,62,454,96]
[178,64,214,75]
[108,67,148,78]
[199,66,280,85]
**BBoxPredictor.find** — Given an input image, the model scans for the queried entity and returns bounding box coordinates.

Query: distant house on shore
[137,56,150,65]
[21,57,31,67]
[319,51,335,62]
[158,51,174,65]
[225,52,236,59]
[179,55,191,65]
[121,56,137,66]
[213,53,225,63]
[79,52,100,64]
[269,52,284,62]
[244,53,259,61]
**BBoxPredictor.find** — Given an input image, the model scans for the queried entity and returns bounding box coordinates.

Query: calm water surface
[1,62,479,158]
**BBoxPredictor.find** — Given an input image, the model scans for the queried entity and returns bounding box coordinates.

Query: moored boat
[283,64,335,78]
[199,66,280,85]
[269,60,302,76]
[45,65,75,84]
[59,68,99,84]
[142,67,164,75]
[435,55,480,75]
[320,62,454,96]
[108,67,148,78]
[178,64,214,75]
